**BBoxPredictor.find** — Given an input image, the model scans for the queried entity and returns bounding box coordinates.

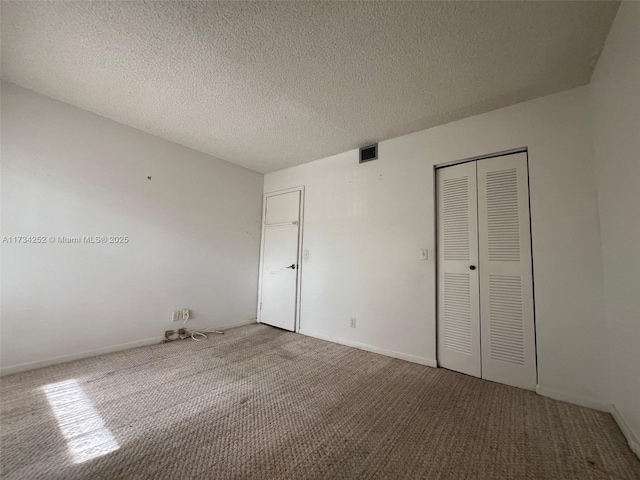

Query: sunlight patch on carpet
[42,379,119,463]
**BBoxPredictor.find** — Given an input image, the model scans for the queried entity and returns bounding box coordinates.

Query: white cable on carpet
[178,312,223,341]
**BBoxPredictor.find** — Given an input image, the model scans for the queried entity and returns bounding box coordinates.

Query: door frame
[433,147,538,383]
[257,186,305,332]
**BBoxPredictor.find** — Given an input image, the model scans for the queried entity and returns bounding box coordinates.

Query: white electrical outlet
[420,248,428,260]
[350,317,356,328]
[182,309,190,321]
[172,311,180,322]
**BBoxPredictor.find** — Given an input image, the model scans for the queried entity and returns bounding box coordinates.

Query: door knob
[287,264,296,269]
[470,265,476,270]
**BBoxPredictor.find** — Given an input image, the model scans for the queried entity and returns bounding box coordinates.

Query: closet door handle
[470,265,476,270]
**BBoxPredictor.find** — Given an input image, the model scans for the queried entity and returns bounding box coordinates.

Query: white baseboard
[535,386,640,459]
[610,404,640,458]
[535,385,610,412]
[0,319,258,377]
[1,336,163,377]
[217,318,258,331]
[298,329,437,368]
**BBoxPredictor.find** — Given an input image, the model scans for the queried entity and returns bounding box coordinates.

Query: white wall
[265,85,610,409]
[1,81,263,374]
[590,2,640,453]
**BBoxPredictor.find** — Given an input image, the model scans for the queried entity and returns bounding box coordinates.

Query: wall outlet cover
[172,311,180,322]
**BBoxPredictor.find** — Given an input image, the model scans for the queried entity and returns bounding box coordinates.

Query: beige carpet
[1,324,638,479]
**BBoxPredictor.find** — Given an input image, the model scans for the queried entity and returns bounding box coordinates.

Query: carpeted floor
[1,324,638,479]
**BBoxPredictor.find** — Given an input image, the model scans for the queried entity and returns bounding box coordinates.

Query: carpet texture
[1,324,638,479]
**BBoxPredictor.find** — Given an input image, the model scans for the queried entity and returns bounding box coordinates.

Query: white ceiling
[1,1,619,174]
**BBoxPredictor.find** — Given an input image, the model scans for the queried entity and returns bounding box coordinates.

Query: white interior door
[437,162,481,378]
[260,190,301,331]
[477,153,536,390]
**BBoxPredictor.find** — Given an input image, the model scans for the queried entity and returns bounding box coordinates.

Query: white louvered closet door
[477,152,536,390]
[437,162,481,378]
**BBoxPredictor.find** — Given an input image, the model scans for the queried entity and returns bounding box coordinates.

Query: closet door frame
[434,147,538,387]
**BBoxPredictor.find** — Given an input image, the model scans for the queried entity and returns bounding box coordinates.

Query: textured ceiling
[1,1,619,173]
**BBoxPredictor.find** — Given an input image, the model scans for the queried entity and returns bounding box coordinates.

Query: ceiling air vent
[359,144,378,164]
